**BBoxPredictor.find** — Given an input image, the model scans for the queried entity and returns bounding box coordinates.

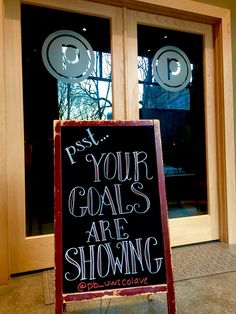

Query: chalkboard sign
[54,120,176,313]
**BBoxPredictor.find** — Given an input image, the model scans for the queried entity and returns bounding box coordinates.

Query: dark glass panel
[138,25,207,218]
[21,4,112,235]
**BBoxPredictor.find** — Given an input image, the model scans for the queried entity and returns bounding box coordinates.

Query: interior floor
[1,246,236,314]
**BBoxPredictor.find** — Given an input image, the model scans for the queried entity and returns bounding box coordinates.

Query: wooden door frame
[73,0,236,246]
[72,0,236,245]
[2,0,125,280]
[0,0,235,285]
[125,9,219,246]
[0,0,9,285]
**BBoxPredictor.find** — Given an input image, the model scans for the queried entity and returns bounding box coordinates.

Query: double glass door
[6,0,219,273]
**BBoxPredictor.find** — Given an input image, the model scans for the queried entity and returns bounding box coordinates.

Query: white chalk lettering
[86,218,129,243]
[64,237,163,281]
[64,128,100,165]
[85,151,153,183]
[145,237,163,274]
[68,184,151,217]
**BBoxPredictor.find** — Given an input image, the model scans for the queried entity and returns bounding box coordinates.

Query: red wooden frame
[54,120,176,313]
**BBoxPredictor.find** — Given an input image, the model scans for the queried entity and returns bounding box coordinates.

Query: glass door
[21,5,114,236]
[6,0,124,274]
[5,1,223,275]
[137,26,206,219]
[125,10,219,246]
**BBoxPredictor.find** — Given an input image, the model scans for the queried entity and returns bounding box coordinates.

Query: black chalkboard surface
[54,120,176,313]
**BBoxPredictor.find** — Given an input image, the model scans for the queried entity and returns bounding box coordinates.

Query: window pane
[58,51,112,120]
[21,4,112,235]
[137,25,207,218]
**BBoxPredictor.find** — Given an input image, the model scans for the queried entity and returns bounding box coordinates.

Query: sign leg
[55,296,63,314]
[167,288,176,314]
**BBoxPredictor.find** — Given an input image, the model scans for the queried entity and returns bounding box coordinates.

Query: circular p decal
[42,30,95,83]
[152,46,191,92]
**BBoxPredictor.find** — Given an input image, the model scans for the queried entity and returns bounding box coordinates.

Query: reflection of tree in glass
[58,51,112,120]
